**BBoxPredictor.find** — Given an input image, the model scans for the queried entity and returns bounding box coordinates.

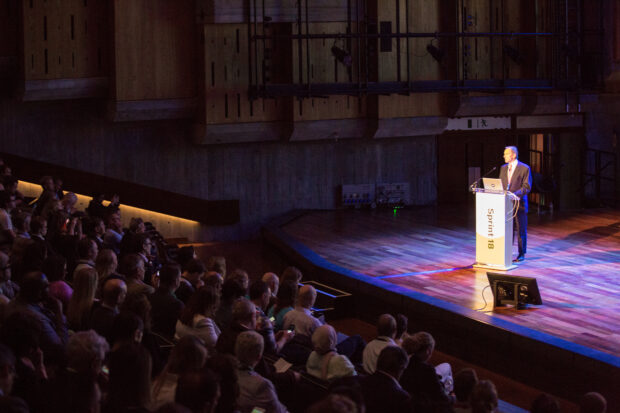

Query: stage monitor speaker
[487,272,543,309]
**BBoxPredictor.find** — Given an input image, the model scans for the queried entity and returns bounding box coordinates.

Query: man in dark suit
[360,345,412,413]
[499,146,532,262]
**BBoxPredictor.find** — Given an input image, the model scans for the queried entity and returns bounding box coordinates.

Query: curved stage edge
[262,210,620,411]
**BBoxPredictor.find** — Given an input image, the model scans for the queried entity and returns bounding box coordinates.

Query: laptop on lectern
[482,178,504,192]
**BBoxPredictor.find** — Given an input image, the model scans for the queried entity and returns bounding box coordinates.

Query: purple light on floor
[377,265,473,279]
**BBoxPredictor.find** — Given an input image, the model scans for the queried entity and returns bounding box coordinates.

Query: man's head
[281,266,302,284]
[235,330,264,368]
[40,175,54,191]
[121,253,145,281]
[95,249,118,276]
[106,211,122,232]
[102,278,127,308]
[249,280,270,310]
[503,146,518,163]
[66,330,110,378]
[19,271,49,303]
[261,272,279,296]
[377,314,397,338]
[92,217,105,236]
[78,237,98,261]
[30,215,48,237]
[454,368,479,403]
[175,369,220,413]
[376,345,409,381]
[297,285,317,309]
[579,392,607,413]
[470,380,498,413]
[0,343,16,396]
[202,271,223,292]
[402,331,435,362]
[159,264,181,291]
[183,259,206,286]
[61,192,78,212]
[129,217,145,234]
[231,298,256,329]
[227,269,249,292]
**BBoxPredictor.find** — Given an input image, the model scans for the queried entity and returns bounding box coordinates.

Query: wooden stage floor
[280,207,620,359]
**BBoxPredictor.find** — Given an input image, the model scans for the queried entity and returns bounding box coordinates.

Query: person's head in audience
[122,292,153,332]
[91,216,105,238]
[297,284,317,310]
[281,266,302,285]
[0,191,16,213]
[167,336,208,375]
[106,211,122,233]
[220,278,246,304]
[53,177,63,193]
[202,271,223,293]
[111,311,144,349]
[579,392,606,413]
[205,353,239,413]
[67,267,98,329]
[275,279,298,310]
[61,192,78,213]
[249,280,270,311]
[175,369,220,413]
[530,393,560,413]
[102,278,127,310]
[206,256,226,279]
[376,314,397,339]
[159,264,181,293]
[121,253,146,282]
[96,248,118,279]
[0,343,16,396]
[180,287,219,327]
[402,331,435,363]
[1,310,42,361]
[227,269,249,292]
[66,330,109,379]
[106,343,152,411]
[312,324,338,355]
[129,217,146,234]
[42,255,67,283]
[0,164,11,177]
[232,298,257,330]
[18,271,49,304]
[306,394,359,413]
[183,258,206,288]
[261,272,279,297]
[235,330,264,369]
[0,252,11,284]
[135,233,152,256]
[395,314,408,341]
[470,380,498,413]
[12,211,30,235]
[30,215,48,237]
[454,368,478,405]
[77,237,98,262]
[40,175,54,192]
[2,176,18,194]
[177,246,196,269]
[376,345,409,381]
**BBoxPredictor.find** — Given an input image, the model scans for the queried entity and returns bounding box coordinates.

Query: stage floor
[280,207,620,358]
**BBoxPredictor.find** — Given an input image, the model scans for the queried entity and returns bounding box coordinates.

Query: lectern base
[473,262,517,271]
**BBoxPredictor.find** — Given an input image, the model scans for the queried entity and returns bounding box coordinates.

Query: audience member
[175,286,221,349]
[10,211,31,265]
[110,311,144,350]
[105,343,152,413]
[249,280,285,355]
[282,284,322,337]
[87,216,106,250]
[216,298,258,356]
[43,255,72,311]
[267,280,297,331]
[579,392,607,413]
[262,272,279,311]
[202,271,223,293]
[530,393,561,413]
[0,251,19,300]
[151,336,208,410]
[362,314,396,374]
[0,343,17,397]
[215,278,247,330]
[90,278,127,344]
[95,248,119,296]
[227,268,249,293]
[150,264,184,340]
[33,176,57,217]
[122,253,155,297]
[103,211,123,255]
[176,258,206,304]
[306,325,356,381]
[453,368,478,413]
[72,237,98,280]
[235,331,288,413]
[280,266,302,285]
[175,369,220,413]
[206,256,226,279]
[470,380,498,413]
[66,267,98,331]
[0,191,16,252]
[395,313,408,345]
[360,345,411,413]
[205,353,239,413]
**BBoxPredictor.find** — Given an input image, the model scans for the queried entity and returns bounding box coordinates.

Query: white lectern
[472,189,516,271]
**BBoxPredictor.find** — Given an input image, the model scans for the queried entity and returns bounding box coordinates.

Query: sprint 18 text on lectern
[472,189,516,271]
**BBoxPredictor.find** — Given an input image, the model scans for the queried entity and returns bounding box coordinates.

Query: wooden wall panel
[22,0,108,80]
[113,0,196,101]
[461,0,491,80]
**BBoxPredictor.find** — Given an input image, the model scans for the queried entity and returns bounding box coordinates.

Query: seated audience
[176,258,206,304]
[151,336,208,410]
[530,393,560,413]
[250,280,286,355]
[579,392,607,413]
[175,369,220,413]
[282,284,323,337]
[90,278,127,344]
[86,216,106,250]
[95,248,119,297]
[362,314,397,375]
[110,311,144,351]
[206,255,226,279]
[360,346,411,413]
[72,237,98,281]
[216,298,259,356]
[470,380,498,413]
[453,368,478,413]
[150,264,184,340]
[306,325,356,381]
[400,331,452,411]
[0,251,19,300]
[122,253,155,297]
[175,286,221,350]
[267,280,297,331]
[105,343,152,413]
[202,271,223,294]
[215,278,247,330]
[235,331,288,413]
[43,255,72,311]
[66,267,98,331]
[261,272,279,311]
[227,268,249,293]
[103,211,123,255]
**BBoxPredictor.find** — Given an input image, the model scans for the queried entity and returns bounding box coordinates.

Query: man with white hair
[282,284,322,337]
[235,331,288,413]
